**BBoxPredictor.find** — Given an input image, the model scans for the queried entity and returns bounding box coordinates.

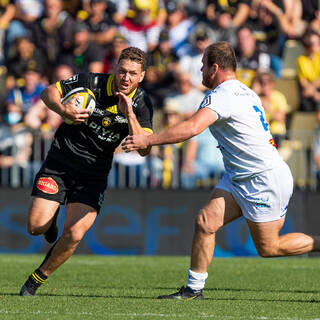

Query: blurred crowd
[1,0,320,189]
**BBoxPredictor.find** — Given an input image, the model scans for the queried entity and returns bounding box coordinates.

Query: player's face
[114,59,145,95]
[201,50,215,89]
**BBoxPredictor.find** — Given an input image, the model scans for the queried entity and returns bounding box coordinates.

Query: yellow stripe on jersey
[106,75,137,98]
[56,81,63,96]
[128,88,137,98]
[142,128,153,133]
[107,74,114,96]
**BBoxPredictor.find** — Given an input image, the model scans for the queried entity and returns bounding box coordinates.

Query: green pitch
[1,255,320,319]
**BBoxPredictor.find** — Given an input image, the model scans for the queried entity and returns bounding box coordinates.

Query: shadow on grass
[2,290,320,303]
[154,286,320,295]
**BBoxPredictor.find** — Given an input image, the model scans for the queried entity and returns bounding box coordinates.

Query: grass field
[1,254,320,319]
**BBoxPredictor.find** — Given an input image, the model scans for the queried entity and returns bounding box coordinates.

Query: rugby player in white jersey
[121,42,320,300]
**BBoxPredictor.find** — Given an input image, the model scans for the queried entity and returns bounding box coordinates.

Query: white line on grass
[1,310,320,320]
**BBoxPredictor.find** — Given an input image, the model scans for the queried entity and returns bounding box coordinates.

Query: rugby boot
[157,286,204,300]
[19,270,47,296]
[44,207,60,243]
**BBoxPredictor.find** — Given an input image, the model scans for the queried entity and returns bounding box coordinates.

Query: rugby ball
[61,87,96,124]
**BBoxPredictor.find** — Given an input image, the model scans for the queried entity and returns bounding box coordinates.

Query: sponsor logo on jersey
[114,115,128,124]
[64,75,79,84]
[36,177,59,194]
[106,105,117,114]
[102,116,112,127]
[93,108,106,116]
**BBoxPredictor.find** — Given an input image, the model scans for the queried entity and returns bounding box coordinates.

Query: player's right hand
[62,94,91,124]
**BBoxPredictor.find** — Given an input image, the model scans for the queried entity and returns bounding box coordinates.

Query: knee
[62,227,85,244]
[27,222,45,236]
[195,208,223,234]
[256,243,280,257]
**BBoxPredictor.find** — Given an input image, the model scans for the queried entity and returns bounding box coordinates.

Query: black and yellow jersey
[47,72,153,173]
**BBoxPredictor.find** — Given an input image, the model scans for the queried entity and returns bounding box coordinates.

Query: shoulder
[132,87,153,108]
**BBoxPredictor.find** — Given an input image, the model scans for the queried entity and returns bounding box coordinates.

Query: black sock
[24,269,48,295]
[39,240,58,269]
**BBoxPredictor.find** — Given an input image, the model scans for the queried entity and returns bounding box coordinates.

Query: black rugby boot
[157,286,204,300]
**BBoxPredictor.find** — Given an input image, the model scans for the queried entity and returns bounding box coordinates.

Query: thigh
[31,157,69,204]
[200,186,243,232]
[246,217,285,249]
[68,174,108,214]
[231,161,293,223]
[28,197,60,228]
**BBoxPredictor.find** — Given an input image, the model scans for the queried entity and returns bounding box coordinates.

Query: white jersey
[199,79,282,181]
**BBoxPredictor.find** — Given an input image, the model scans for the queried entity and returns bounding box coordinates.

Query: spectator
[164,71,205,119]
[179,26,213,91]
[6,36,46,88]
[0,102,33,186]
[15,0,44,25]
[164,0,194,57]
[5,63,45,116]
[83,0,118,55]
[118,0,164,52]
[181,127,225,189]
[235,26,271,87]
[301,0,319,33]
[251,71,290,146]
[247,0,287,77]
[24,64,73,133]
[28,0,76,74]
[296,29,320,112]
[257,0,306,40]
[103,33,129,73]
[57,22,104,73]
[142,29,179,108]
[206,0,250,29]
[0,0,27,64]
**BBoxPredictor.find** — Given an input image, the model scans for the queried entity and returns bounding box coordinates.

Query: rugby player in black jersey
[19,47,153,296]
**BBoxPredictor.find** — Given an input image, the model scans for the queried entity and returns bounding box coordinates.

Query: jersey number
[253,105,269,131]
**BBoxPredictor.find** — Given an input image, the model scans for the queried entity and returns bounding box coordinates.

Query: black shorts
[31,156,108,213]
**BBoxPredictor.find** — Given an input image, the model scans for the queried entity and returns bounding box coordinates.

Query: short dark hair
[206,42,237,71]
[118,47,147,71]
[301,29,320,48]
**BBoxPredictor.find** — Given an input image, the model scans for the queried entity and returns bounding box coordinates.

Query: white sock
[187,268,208,291]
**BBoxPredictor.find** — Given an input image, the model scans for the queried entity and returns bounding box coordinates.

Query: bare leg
[190,188,242,273]
[27,197,60,235]
[157,189,243,299]
[39,202,97,276]
[247,217,320,257]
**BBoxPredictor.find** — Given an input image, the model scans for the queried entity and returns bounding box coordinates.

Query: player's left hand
[116,91,133,118]
[122,135,149,152]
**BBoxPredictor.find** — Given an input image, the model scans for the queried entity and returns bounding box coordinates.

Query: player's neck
[213,71,236,89]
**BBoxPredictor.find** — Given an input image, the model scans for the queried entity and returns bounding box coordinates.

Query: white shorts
[215,161,294,222]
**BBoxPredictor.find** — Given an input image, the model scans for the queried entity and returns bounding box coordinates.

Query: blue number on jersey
[253,105,269,131]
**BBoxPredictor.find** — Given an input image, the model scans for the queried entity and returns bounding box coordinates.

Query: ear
[212,63,219,73]
[139,71,146,83]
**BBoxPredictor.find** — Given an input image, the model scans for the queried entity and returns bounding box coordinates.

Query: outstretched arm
[122,108,217,152]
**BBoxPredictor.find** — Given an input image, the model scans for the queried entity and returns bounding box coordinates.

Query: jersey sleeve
[134,92,154,133]
[56,73,91,97]
[199,89,231,120]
